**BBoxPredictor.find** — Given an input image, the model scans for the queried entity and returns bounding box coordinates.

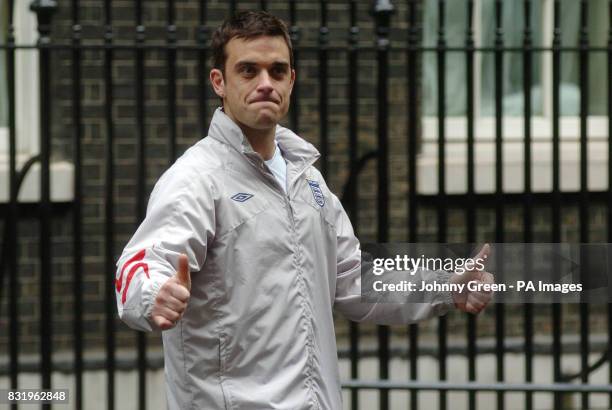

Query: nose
[256,70,274,93]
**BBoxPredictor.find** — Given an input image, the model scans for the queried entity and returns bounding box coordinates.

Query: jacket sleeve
[331,194,455,325]
[115,170,216,332]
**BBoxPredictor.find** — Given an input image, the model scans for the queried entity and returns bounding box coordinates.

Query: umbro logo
[231,193,254,202]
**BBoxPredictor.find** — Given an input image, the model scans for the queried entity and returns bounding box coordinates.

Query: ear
[210,68,225,98]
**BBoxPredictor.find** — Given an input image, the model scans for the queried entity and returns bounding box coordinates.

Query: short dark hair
[210,11,294,73]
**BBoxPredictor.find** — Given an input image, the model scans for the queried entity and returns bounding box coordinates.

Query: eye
[239,65,256,76]
[271,66,287,77]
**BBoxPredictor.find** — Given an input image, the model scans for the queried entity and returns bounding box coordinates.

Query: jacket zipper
[242,153,323,408]
[255,158,322,410]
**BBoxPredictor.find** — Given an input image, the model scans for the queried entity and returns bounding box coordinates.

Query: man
[115,11,493,409]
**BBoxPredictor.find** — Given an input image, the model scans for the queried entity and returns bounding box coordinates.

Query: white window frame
[0,3,73,203]
[418,0,609,195]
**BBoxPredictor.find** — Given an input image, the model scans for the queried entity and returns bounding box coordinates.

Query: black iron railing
[1,1,612,410]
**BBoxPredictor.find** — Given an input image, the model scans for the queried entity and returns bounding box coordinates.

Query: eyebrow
[235,61,290,70]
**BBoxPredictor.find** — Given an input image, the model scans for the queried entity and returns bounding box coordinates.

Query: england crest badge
[307,179,325,207]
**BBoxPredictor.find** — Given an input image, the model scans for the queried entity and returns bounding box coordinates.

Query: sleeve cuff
[435,270,456,311]
[143,278,165,329]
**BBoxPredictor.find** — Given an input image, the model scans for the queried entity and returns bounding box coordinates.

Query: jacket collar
[207,107,320,166]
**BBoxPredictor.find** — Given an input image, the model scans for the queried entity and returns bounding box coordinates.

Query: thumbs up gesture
[151,254,191,330]
[450,244,494,314]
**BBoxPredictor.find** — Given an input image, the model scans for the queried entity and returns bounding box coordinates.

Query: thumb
[175,253,191,290]
[473,243,491,269]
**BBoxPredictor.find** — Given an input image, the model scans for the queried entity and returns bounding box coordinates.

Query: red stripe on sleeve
[122,262,150,304]
[116,249,146,292]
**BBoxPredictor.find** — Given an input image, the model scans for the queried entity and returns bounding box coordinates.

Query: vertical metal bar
[522,2,533,410]
[551,0,561,254]
[493,1,504,235]
[289,0,300,132]
[406,0,418,240]
[551,1,562,408]
[436,3,447,240]
[71,1,84,408]
[319,1,329,178]
[347,0,359,226]
[406,1,419,408]
[30,4,57,407]
[409,322,418,410]
[167,0,177,162]
[347,2,359,409]
[578,2,590,409]
[522,0,532,239]
[134,1,147,409]
[466,2,475,241]
[230,0,237,16]
[197,0,208,135]
[608,2,612,404]
[464,2,477,409]
[6,2,19,409]
[103,1,116,408]
[260,1,267,11]
[436,2,448,409]
[373,2,395,408]
[493,2,505,410]
[578,1,589,244]
[349,324,360,410]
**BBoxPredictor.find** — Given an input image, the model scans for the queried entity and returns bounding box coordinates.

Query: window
[0,3,72,202]
[0,2,39,155]
[419,0,610,194]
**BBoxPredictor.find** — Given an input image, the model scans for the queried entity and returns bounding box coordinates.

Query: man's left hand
[450,243,494,314]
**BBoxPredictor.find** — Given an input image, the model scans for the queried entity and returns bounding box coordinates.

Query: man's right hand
[151,254,191,330]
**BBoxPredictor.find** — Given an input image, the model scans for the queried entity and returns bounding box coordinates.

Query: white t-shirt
[265,142,287,193]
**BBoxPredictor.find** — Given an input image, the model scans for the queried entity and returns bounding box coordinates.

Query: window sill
[0,159,74,203]
[417,142,608,194]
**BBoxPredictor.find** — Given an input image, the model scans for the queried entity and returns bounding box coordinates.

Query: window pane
[559,0,608,116]
[587,0,609,115]
[422,0,468,116]
[0,1,7,128]
[559,0,581,115]
[480,0,543,117]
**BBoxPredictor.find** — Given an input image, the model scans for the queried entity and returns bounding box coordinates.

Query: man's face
[210,35,295,132]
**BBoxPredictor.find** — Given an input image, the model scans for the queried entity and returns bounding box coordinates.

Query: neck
[238,123,276,161]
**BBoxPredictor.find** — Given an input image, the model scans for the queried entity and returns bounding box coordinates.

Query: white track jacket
[115,108,455,409]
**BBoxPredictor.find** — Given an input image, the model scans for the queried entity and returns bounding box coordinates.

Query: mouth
[250,97,280,105]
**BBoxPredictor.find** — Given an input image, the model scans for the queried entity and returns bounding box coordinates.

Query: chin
[253,113,279,128]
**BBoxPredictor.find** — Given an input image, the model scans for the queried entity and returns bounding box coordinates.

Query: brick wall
[1,0,609,360]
